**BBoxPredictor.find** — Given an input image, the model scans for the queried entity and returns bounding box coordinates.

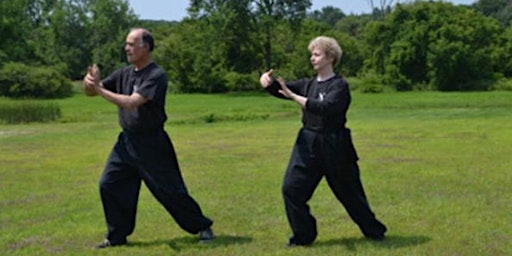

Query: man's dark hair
[141,31,154,52]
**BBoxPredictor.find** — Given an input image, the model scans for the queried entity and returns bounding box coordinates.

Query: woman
[259,36,387,247]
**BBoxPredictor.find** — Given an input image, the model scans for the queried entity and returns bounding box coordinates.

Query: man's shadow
[127,234,253,252]
[315,235,431,251]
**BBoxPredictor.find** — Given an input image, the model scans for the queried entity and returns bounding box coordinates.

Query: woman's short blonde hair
[307,36,343,67]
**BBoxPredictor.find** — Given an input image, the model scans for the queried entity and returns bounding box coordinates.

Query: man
[83,28,214,249]
[259,36,387,246]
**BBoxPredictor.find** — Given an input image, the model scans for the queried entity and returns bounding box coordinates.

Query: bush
[383,70,413,91]
[201,112,269,123]
[0,101,62,124]
[224,72,260,92]
[492,78,512,91]
[357,71,385,93]
[0,62,73,99]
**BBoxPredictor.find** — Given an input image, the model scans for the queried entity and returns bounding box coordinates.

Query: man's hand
[82,64,148,108]
[83,64,100,96]
[90,64,101,86]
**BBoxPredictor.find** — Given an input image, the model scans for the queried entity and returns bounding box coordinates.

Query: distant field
[1,91,511,255]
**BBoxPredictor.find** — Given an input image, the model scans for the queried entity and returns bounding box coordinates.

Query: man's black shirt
[102,63,168,133]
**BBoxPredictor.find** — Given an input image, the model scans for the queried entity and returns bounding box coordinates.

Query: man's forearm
[95,85,146,109]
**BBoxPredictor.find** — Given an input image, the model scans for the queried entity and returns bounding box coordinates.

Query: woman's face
[309,47,333,73]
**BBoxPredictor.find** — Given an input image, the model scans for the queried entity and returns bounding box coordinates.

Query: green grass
[1,91,511,255]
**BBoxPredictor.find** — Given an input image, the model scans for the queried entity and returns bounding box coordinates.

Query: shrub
[357,71,385,93]
[492,78,512,91]
[224,72,260,92]
[0,62,73,99]
[0,101,62,124]
[201,112,269,123]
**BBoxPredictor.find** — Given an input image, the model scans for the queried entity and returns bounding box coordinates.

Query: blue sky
[127,0,477,21]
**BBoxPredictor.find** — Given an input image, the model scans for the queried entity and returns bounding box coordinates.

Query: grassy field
[1,90,511,255]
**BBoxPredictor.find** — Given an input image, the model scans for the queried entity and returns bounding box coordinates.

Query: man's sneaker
[95,239,127,249]
[198,228,214,243]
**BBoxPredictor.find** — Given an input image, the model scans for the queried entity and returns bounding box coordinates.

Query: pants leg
[282,129,323,245]
[323,129,387,238]
[99,138,141,243]
[137,131,213,234]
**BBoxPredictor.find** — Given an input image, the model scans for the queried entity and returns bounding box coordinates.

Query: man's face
[125,31,146,64]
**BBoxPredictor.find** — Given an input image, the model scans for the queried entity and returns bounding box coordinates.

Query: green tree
[253,0,311,69]
[310,6,346,27]
[189,0,312,70]
[166,0,312,92]
[27,0,90,79]
[154,19,228,93]
[88,0,137,76]
[334,14,372,38]
[473,0,512,27]
[498,25,512,77]
[362,17,393,75]
[1,0,137,80]
[363,1,503,91]
[153,23,193,92]
[189,0,261,74]
[0,0,32,64]
[367,0,402,19]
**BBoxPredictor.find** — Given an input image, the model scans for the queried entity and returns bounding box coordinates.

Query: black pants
[99,130,213,243]
[282,128,386,245]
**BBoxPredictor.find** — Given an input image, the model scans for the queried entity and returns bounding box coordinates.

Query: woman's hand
[277,77,307,108]
[276,77,293,99]
[259,69,274,88]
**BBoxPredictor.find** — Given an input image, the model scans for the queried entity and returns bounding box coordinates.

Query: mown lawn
[1,91,511,255]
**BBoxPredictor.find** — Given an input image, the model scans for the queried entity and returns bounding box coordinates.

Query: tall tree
[1,0,136,79]
[363,1,503,91]
[367,0,412,19]
[254,0,311,69]
[27,0,91,78]
[498,25,512,77]
[189,0,260,74]
[367,0,395,18]
[88,0,137,75]
[0,0,32,64]
[334,14,372,38]
[189,0,311,70]
[310,6,346,27]
[473,0,512,26]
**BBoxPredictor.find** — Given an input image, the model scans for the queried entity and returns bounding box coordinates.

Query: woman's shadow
[315,234,431,251]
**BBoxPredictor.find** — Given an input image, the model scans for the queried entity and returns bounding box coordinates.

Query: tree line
[1,0,511,98]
